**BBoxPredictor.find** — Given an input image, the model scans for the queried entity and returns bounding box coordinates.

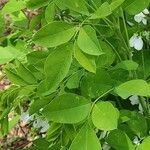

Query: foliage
[0,0,150,149]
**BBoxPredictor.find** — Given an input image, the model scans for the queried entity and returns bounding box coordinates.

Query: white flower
[139,104,144,114]
[102,143,111,150]
[33,118,49,133]
[100,131,107,139]
[143,9,149,15]
[134,9,149,25]
[129,95,145,114]
[129,95,139,105]
[127,21,134,26]
[133,136,140,145]
[20,112,33,123]
[134,12,147,25]
[129,34,143,50]
[40,122,49,133]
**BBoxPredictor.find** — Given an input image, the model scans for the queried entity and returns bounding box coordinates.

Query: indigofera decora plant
[0,0,150,149]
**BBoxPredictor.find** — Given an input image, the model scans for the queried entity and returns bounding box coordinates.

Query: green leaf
[137,136,150,150]
[33,138,50,149]
[92,102,119,130]
[110,0,125,10]
[33,22,76,47]
[66,69,84,89]
[29,14,42,30]
[0,46,26,65]
[69,124,101,150]
[133,51,150,79]
[57,0,89,15]
[90,0,124,19]
[107,129,134,150]
[90,2,112,19]
[113,60,139,71]
[2,0,25,14]
[29,94,55,115]
[64,124,77,141]
[5,68,28,86]
[123,0,150,15]
[96,41,115,67]
[9,115,19,131]
[0,13,5,36]
[74,43,96,73]
[45,2,55,23]
[81,69,113,99]
[77,25,103,56]
[42,93,91,123]
[27,51,49,65]
[120,110,148,137]
[16,61,37,84]
[115,80,150,99]
[37,44,72,96]
[1,116,8,136]
[18,85,35,97]
[28,51,48,63]
[26,0,51,9]
[46,123,62,142]
[90,0,102,7]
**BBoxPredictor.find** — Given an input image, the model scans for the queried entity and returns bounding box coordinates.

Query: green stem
[90,88,114,113]
[85,1,96,11]
[139,97,149,118]
[120,8,138,79]
[121,8,129,46]
[90,0,98,9]
[91,24,122,62]
[116,97,122,109]
[84,22,114,28]
[141,51,146,79]
[104,39,122,62]
[120,8,132,60]
[87,88,114,119]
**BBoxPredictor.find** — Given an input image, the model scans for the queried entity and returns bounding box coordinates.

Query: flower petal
[134,15,143,23]
[129,95,139,105]
[133,36,143,50]
[20,112,31,123]
[143,8,149,15]
[142,18,147,25]
[134,12,145,23]
[129,34,138,48]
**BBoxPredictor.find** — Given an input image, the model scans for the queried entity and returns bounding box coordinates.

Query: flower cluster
[129,9,149,51]
[134,9,149,25]
[129,34,143,51]
[20,112,49,133]
[129,95,144,113]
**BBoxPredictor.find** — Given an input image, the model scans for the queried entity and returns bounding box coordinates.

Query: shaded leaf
[57,0,89,15]
[69,124,101,150]
[90,2,112,19]
[42,93,91,123]
[26,0,51,9]
[113,60,139,71]
[37,44,72,96]
[74,43,96,73]
[107,129,134,150]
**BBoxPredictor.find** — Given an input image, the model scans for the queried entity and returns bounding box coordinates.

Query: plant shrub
[0,0,150,149]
